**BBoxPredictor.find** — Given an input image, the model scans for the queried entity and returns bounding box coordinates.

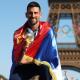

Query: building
[48,0,80,79]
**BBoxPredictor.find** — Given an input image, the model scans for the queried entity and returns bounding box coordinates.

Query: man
[9,1,62,80]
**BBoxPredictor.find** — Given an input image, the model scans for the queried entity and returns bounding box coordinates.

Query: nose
[31,13,35,17]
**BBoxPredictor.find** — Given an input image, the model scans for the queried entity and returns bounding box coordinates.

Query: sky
[57,18,76,43]
[0,0,49,79]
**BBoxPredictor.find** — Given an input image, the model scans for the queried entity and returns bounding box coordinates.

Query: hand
[20,55,33,64]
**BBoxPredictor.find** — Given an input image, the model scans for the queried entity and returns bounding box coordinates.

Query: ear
[25,12,27,18]
[40,12,42,18]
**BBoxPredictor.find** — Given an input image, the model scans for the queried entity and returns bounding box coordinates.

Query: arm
[12,32,26,64]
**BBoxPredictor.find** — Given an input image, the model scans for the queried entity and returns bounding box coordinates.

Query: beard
[28,18,39,26]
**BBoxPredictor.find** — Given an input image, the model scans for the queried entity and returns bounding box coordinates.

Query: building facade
[48,0,80,79]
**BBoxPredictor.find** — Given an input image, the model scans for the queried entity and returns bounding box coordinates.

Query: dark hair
[27,1,41,11]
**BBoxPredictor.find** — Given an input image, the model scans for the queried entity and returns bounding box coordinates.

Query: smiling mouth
[30,18,37,22]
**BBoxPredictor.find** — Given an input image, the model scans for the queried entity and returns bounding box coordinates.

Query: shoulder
[40,21,51,27]
[13,24,25,39]
[14,21,29,37]
[14,26,23,35]
[39,21,51,31]
[13,21,29,39]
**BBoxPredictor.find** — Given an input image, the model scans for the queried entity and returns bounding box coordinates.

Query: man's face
[27,7,41,25]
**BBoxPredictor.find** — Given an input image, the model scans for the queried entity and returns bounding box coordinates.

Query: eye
[29,12,33,15]
[34,12,38,14]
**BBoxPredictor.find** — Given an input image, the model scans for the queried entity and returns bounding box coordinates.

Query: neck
[28,21,40,31]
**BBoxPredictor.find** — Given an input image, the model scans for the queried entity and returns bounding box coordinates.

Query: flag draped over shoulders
[34,28,63,80]
[13,21,51,63]
[35,28,58,68]
[13,21,62,80]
